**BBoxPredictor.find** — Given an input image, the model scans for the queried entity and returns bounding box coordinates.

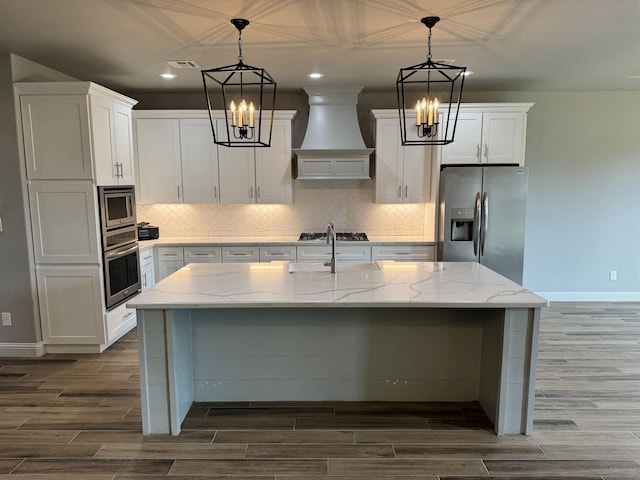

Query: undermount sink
[287,262,380,273]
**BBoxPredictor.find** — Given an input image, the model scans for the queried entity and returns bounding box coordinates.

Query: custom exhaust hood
[293,87,374,179]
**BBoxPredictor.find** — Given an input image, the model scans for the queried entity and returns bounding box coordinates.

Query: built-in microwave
[98,185,136,232]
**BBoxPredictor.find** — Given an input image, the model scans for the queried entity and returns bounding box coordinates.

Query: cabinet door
[135,119,182,203]
[180,119,220,204]
[90,95,117,185]
[28,180,100,264]
[481,113,525,165]
[20,95,93,180]
[401,118,430,203]
[140,262,155,291]
[157,261,184,281]
[113,102,135,184]
[440,112,483,165]
[374,119,403,204]
[255,120,292,204]
[218,145,256,204]
[36,266,105,344]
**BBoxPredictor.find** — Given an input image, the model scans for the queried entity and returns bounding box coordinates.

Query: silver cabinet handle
[473,192,481,256]
[481,192,489,256]
[142,273,147,288]
[266,252,286,256]
[484,144,489,161]
[404,185,408,198]
[177,185,181,199]
[214,185,217,200]
[476,144,481,162]
[397,185,402,199]
[257,186,261,200]
[123,311,135,319]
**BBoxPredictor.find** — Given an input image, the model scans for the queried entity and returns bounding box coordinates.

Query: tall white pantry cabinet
[14,82,138,353]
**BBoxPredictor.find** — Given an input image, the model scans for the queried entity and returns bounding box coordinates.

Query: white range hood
[294,87,373,179]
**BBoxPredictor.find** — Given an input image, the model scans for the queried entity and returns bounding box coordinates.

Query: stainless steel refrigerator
[437,166,528,284]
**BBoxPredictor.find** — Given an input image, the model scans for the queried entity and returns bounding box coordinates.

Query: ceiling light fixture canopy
[201,18,277,147]
[397,16,466,146]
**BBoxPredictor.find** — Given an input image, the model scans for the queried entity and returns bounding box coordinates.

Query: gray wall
[0,54,75,346]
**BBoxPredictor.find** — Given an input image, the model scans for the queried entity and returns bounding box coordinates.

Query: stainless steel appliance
[99,185,137,229]
[437,166,528,284]
[98,186,141,309]
[299,232,369,241]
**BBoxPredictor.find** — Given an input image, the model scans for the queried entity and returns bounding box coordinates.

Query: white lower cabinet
[296,245,372,263]
[259,245,297,262]
[36,266,105,345]
[105,302,136,343]
[156,247,185,281]
[372,245,435,262]
[185,246,222,263]
[221,246,259,263]
[140,246,155,291]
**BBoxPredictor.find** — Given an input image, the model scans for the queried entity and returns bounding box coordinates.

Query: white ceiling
[2,0,639,93]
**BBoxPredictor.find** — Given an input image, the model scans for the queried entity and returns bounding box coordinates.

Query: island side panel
[189,308,483,402]
[165,309,193,435]
[479,308,540,435]
[136,309,171,435]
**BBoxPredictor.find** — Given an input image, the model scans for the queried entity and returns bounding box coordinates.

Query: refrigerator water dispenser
[450,208,474,241]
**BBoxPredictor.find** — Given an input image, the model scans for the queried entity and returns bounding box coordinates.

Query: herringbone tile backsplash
[137,180,432,237]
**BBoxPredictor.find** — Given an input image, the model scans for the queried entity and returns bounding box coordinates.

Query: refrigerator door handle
[473,192,481,256]
[481,192,489,256]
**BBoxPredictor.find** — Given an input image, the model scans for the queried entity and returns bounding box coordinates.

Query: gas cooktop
[299,232,369,241]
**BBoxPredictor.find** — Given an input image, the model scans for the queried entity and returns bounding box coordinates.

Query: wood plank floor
[2,302,640,479]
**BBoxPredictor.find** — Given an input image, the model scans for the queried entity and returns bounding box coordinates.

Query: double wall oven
[98,186,141,310]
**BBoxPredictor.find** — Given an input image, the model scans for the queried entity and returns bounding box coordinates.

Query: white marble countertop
[138,236,434,248]
[127,261,547,310]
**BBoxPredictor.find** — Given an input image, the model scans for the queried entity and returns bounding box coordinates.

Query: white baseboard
[536,291,640,302]
[0,342,45,357]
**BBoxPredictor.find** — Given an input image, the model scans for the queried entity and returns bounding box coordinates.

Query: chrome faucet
[324,222,337,273]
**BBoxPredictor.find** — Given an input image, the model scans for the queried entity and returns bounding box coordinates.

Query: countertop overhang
[127,261,547,310]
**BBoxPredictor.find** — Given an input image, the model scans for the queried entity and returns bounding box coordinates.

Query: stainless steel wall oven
[98,186,141,309]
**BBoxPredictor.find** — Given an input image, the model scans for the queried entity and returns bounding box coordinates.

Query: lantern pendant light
[397,16,467,146]
[201,18,277,147]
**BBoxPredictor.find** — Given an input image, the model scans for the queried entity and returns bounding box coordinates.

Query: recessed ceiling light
[160,73,177,79]
[307,72,324,79]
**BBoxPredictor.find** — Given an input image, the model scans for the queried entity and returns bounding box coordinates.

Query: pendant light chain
[237,28,243,64]
[426,26,432,62]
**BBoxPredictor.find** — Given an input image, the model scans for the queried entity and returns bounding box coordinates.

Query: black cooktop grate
[299,232,369,241]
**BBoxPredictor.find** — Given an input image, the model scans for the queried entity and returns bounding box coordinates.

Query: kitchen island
[128,261,546,436]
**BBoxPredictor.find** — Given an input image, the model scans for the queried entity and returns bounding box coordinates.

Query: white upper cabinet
[135,118,183,203]
[180,119,220,204]
[16,82,137,183]
[372,112,431,204]
[219,118,293,204]
[134,111,295,205]
[439,104,534,166]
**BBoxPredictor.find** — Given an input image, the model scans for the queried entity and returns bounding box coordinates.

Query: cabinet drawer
[185,246,222,263]
[106,302,136,343]
[156,246,184,261]
[222,246,259,262]
[140,247,154,267]
[371,245,434,261]
[259,245,297,262]
[296,245,372,263]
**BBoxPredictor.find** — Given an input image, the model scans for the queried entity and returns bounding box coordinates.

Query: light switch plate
[1,312,11,326]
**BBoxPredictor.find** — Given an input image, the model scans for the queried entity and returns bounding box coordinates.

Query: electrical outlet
[610,270,618,281]
[1,312,11,327]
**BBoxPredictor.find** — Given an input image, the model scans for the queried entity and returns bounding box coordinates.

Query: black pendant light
[202,18,277,147]
[397,16,466,146]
